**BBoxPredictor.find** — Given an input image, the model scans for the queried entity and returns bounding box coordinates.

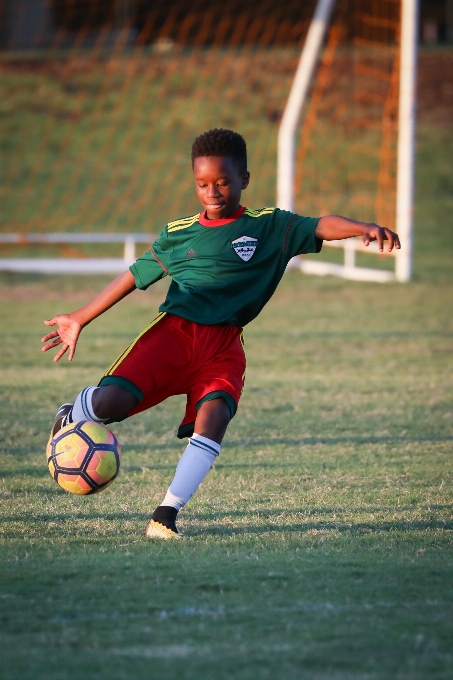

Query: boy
[42,128,400,539]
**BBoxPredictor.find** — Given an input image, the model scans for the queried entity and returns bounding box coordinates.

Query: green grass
[0,266,452,679]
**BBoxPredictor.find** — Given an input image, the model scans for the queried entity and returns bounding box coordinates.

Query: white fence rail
[0,233,155,274]
[287,238,396,283]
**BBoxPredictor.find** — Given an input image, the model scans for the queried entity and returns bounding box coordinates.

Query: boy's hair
[191,129,247,174]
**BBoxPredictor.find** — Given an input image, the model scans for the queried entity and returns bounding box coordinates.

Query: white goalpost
[395,0,419,282]
[278,0,419,283]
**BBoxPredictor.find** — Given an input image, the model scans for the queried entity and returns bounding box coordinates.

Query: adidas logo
[186,248,197,259]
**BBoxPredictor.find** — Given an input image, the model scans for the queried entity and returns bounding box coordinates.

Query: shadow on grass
[0,511,151,524]
[193,504,453,521]
[189,518,453,538]
[188,505,453,537]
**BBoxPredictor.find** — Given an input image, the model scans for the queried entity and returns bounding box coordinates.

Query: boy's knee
[92,385,139,421]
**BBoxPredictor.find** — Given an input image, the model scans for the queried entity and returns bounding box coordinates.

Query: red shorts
[98,312,246,438]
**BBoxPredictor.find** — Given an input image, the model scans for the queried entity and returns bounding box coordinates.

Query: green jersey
[130,206,322,327]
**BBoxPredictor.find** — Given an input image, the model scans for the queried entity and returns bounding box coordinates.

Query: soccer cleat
[145,505,182,539]
[145,519,182,539]
[48,403,73,446]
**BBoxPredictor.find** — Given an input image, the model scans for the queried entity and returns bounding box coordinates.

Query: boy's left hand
[362,224,401,252]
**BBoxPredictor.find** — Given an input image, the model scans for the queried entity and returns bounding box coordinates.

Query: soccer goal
[1,0,417,278]
[278,0,419,283]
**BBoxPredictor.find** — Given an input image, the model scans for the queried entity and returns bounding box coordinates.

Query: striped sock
[70,386,108,424]
[160,433,221,510]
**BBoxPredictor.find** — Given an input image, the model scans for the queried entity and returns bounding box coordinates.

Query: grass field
[1,272,452,679]
[1,47,453,680]
[1,165,453,679]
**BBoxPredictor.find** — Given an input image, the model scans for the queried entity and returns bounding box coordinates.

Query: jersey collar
[199,205,246,227]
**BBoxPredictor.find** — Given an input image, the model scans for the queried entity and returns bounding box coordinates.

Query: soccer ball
[46,421,121,495]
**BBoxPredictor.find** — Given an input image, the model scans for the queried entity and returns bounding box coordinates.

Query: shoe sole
[145,520,182,539]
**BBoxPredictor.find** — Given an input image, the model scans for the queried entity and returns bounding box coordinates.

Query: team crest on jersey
[231,236,258,262]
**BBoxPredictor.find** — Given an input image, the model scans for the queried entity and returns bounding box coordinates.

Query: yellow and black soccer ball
[46,421,121,495]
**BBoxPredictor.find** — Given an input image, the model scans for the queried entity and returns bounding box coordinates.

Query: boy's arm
[42,270,136,363]
[315,215,401,252]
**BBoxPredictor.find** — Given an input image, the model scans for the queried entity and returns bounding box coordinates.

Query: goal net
[282,0,410,282]
[0,0,409,278]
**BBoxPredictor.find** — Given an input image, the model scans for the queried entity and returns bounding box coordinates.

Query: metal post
[277,0,336,211]
[124,235,136,264]
[344,240,356,270]
[396,0,419,282]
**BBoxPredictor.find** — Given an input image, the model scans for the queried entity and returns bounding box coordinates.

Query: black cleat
[145,506,182,539]
[48,403,73,443]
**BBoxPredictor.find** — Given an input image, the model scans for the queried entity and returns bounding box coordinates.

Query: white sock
[70,386,108,423]
[160,433,221,510]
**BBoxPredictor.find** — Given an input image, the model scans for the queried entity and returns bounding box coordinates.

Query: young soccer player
[42,128,400,539]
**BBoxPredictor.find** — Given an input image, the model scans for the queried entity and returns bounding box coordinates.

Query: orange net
[0,0,400,236]
[294,0,400,227]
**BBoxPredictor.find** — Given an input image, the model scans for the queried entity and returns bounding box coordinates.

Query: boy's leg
[51,385,138,437]
[146,397,231,539]
[49,313,197,443]
[92,385,138,420]
[191,397,231,444]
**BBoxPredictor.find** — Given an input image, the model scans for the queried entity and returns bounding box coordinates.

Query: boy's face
[193,156,250,220]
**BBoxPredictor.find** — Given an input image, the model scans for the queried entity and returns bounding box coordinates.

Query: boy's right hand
[42,314,83,362]
[41,271,136,363]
